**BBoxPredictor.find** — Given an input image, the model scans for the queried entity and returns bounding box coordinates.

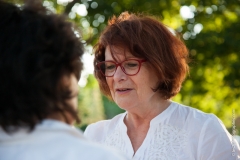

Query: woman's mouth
[116,88,132,93]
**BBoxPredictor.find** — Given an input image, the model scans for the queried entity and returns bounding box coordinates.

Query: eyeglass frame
[96,59,147,77]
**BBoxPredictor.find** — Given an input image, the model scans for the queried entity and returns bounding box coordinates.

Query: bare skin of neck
[124,100,171,154]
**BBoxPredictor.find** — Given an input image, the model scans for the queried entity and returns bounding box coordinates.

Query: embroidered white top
[84,101,240,160]
[0,119,129,160]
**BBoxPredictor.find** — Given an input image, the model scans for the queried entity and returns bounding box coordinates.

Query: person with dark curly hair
[84,12,240,159]
[0,1,128,160]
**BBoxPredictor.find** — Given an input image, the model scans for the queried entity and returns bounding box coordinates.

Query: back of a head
[0,1,84,132]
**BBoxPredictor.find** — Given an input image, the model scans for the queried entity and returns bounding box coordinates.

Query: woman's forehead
[105,45,134,60]
[106,45,129,54]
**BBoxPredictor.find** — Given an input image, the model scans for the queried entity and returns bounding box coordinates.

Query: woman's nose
[113,66,127,81]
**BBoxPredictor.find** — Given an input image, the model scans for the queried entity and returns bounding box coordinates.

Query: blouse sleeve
[83,124,94,139]
[84,120,109,142]
[198,114,240,160]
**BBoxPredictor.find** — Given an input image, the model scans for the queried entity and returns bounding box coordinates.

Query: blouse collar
[119,101,177,128]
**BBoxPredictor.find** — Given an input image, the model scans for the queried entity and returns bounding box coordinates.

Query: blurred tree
[102,95,124,119]
[77,74,105,130]
[7,0,240,131]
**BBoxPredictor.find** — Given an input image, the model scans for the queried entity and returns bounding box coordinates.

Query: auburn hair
[94,12,189,100]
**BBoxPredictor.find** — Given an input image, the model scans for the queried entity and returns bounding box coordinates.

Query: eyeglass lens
[99,59,141,76]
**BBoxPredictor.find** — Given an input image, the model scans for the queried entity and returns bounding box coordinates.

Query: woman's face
[105,46,161,113]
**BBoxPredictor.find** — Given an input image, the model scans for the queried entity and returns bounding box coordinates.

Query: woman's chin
[116,101,136,111]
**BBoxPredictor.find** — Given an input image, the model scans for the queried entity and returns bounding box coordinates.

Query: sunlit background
[9,0,240,138]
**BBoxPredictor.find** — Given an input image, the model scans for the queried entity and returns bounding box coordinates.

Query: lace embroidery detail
[103,123,187,160]
[103,123,128,154]
[143,124,187,160]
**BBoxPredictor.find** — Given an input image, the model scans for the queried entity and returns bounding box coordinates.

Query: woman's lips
[115,88,132,94]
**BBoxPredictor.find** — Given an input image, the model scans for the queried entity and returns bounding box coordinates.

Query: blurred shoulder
[169,101,228,133]
[68,138,129,160]
[0,119,129,160]
[41,120,128,159]
[171,101,220,123]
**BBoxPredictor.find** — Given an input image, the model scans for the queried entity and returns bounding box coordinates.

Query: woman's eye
[126,63,138,68]
[106,64,115,70]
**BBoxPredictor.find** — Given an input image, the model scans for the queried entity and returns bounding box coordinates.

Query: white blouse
[0,119,129,160]
[84,101,240,160]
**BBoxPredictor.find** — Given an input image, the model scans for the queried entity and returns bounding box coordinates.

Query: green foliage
[7,0,240,131]
[102,95,125,119]
[77,74,105,130]
[178,0,240,129]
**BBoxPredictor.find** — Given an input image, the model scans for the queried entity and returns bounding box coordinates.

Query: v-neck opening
[120,101,176,159]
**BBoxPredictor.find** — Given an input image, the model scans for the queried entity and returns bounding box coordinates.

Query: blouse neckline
[117,101,177,158]
[119,101,176,127]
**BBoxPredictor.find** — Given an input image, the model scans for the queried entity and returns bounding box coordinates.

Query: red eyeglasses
[96,59,147,77]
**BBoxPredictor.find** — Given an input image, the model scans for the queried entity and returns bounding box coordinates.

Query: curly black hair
[0,1,84,133]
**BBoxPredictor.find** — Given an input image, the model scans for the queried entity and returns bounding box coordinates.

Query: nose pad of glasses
[120,66,127,73]
[114,65,126,77]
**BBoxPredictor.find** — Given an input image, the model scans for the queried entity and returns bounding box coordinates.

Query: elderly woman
[84,12,240,159]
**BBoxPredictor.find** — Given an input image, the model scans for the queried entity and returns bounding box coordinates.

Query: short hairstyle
[94,12,189,100]
[0,1,84,132]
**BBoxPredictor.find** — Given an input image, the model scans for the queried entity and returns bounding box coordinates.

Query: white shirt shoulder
[0,119,129,160]
[84,113,125,142]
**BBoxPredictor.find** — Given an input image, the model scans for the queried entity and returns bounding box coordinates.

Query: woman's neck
[123,99,171,154]
[124,99,171,128]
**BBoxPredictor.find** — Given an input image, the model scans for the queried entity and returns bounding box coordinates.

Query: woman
[0,2,128,160]
[84,12,240,159]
